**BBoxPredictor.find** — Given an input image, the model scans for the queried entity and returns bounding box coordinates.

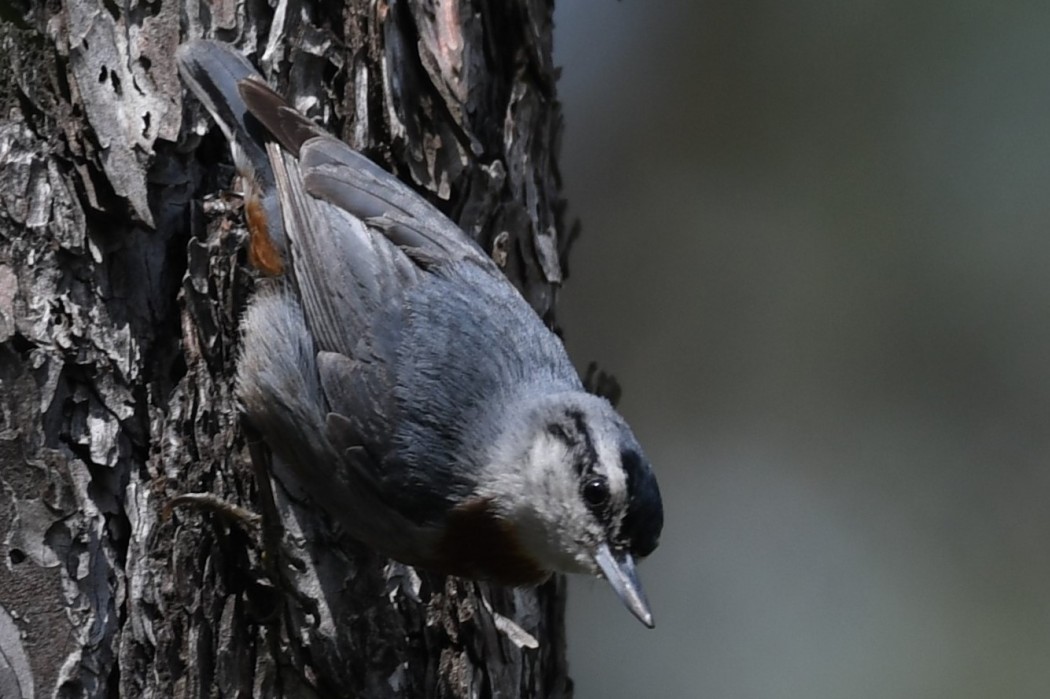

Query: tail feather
[179,39,495,278]
[176,40,271,186]
[177,40,288,267]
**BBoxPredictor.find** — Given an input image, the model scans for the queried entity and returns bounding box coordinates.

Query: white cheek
[527,436,578,501]
[481,437,555,493]
[478,435,599,571]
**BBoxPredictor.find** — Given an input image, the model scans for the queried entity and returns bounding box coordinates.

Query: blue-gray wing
[268,143,421,357]
[299,141,498,270]
[316,261,582,523]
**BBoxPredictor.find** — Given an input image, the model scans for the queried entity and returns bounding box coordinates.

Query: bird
[176,39,663,627]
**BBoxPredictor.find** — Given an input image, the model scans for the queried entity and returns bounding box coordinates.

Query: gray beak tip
[594,543,655,628]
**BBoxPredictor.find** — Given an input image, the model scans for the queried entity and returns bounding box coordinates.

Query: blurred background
[552,2,1050,697]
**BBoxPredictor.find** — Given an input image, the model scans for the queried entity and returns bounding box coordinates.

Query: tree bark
[0,1,573,696]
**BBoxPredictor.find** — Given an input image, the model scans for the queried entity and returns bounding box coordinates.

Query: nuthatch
[177,40,663,627]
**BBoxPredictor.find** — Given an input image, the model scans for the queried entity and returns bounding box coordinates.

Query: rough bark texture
[0,0,574,696]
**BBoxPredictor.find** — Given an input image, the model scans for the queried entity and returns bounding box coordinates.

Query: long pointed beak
[594,543,654,628]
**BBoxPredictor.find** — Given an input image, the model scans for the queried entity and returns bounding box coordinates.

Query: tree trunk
[0,1,573,696]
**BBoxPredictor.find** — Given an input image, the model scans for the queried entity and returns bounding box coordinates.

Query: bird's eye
[582,476,610,508]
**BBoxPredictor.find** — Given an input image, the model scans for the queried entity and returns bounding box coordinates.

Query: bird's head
[480,391,664,626]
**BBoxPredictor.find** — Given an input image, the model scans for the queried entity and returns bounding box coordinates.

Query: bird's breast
[433,497,550,586]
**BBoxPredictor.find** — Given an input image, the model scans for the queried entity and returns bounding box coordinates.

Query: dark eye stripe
[569,410,598,477]
[547,410,599,477]
[546,421,571,443]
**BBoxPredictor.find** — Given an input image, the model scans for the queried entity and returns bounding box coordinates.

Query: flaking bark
[0,1,573,696]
